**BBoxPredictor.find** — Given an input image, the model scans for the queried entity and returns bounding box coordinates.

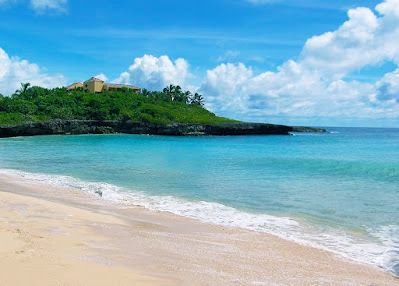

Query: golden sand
[0,174,398,285]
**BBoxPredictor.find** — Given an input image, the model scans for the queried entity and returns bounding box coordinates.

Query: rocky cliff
[0,120,326,138]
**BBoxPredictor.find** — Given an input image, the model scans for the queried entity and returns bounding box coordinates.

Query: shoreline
[0,173,398,285]
[0,186,174,285]
[1,168,396,275]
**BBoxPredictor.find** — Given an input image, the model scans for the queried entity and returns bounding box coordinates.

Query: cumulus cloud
[94,73,108,82]
[115,54,191,91]
[197,0,399,122]
[376,69,399,103]
[300,6,396,79]
[30,0,67,13]
[201,63,253,112]
[0,47,67,95]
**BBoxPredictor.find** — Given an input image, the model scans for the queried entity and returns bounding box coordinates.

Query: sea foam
[0,168,397,276]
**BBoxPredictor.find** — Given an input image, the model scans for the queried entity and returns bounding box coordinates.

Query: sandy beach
[0,173,398,286]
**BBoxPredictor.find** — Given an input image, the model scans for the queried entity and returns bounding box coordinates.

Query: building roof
[67,82,82,87]
[105,83,141,90]
[84,77,104,83]
[66,82,83,90]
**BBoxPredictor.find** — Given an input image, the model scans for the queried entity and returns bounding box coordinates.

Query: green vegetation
[0,83,237,125]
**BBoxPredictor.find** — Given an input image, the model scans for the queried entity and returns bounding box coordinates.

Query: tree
[174,85,182,95]
[163,84,176,101]
[172,85,183,102]
[15,83,31,95]
[183,91,191,104]
[163,84,175,95]
[141,88,150,97]
[192,93,204,107]
[169,84,176,94]
[0,83,227,126]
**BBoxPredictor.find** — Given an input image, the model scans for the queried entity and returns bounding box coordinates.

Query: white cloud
[0,47,67,96]
[376,68,399,102]
[94,73,108,82]
[301,6,387,79]
[201,63,253,112]
[30,0,67,13]
[376,0,399,17]
[202,63,252,98]
[197,0,399,123]
[217,50,240,62]
[115,54,191,91]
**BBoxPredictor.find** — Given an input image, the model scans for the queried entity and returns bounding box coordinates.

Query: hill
[0,83,326,137]
[0,84,236,126]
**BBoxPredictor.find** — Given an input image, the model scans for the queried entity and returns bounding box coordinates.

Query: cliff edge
[0,120,327,138]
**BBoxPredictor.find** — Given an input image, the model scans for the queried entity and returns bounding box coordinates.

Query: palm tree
[174,85,182,94]
[15,82,31,95]
[163,84,175,95]
[141,88,150,97]
[21,82,31,94]
[163,84,175,101]
[169,84,176,94]
[183,91,191,104]
[193,93,204,107]
[172,85,183,101]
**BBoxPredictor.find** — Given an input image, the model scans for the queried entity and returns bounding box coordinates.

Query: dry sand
[0,173,398,286]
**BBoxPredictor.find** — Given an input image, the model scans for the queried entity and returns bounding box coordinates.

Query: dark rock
[0,120,326,138]
[290,126,328,133]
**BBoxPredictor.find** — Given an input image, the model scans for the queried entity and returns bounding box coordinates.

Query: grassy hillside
[0,84,237,125]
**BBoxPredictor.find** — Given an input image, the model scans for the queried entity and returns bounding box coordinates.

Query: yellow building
[104,83,141,93]
[67,77,141,94]
[66,82,83,91]
[83,77,105,93]
[82,77,141,93]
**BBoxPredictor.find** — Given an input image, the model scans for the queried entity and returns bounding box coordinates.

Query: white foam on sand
[0,168,397,276]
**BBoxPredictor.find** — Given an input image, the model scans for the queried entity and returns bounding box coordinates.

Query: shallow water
[0,127,398,274]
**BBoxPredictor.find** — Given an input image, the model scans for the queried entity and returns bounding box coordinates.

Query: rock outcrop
[0,120,326,138]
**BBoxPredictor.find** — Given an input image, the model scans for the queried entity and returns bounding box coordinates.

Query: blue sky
[1,0,399,127]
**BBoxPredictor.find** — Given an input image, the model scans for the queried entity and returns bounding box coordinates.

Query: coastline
[0,173,397,285]
[0,120,326,138]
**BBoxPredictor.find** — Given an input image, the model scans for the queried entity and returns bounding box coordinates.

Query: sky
[1,0,399,127]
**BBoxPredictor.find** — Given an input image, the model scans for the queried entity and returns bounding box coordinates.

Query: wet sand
[0,173,398,285]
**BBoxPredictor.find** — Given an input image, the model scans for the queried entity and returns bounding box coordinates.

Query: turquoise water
[0,127,398,274]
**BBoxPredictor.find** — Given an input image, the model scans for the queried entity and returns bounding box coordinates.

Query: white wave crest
[0,168,397,276]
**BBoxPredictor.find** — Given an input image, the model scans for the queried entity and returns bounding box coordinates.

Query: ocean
[0,127,398,275]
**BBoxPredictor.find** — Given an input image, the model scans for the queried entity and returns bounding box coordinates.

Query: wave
[0,168,397,276]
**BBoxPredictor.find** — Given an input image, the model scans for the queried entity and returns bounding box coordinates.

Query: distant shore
[0,119,327,138]
[0,173,396,286]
